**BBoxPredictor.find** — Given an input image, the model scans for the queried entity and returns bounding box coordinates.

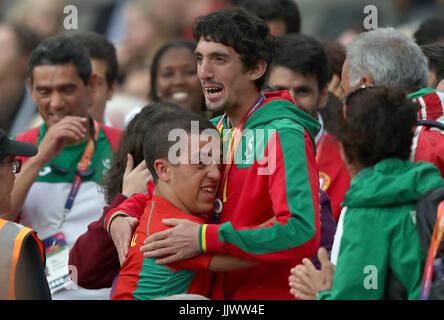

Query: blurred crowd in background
[0,0,444,136]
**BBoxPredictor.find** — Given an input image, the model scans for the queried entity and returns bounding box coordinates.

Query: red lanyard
[216,93,265,203]
[58,120,100,228]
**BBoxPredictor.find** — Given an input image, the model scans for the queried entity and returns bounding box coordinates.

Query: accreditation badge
[42,232,75,294]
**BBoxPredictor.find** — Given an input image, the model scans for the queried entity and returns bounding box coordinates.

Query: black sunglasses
[0,159,22,174]
[49,164,96,178]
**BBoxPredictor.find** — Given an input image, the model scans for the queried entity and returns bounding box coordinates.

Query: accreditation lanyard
[58,120,100,229]
[420,200,444,300]
[315,127,327,164]
[212,93,265,224]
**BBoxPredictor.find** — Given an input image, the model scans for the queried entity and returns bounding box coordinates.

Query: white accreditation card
[42,232,74,294]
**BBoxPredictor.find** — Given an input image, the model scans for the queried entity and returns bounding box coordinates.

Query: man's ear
[154,159,171,183]
[248,59,267,81]
[359,75,374,87]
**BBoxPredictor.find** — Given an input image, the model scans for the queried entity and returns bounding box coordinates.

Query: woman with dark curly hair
[69,102,182,289]
[289,86,444,300]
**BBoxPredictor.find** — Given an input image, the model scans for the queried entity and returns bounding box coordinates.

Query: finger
[144,229,170,244]
[154,253,182,265]
[302,257,318,275]
[290,264,306,275]
[289,276,309,290]
[161,218,186,227]
[318,247,330,267]
[290,288,314,300]
[56,118,89,135]
[133,159,147,172]
[291,279,315,295]
[294,271,318,294]
[140,240,170,254]
[142,247,176,259]
[124,154,134,177]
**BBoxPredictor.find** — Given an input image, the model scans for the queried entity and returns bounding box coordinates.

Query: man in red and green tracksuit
[201,90,321,299]
[107,8,321,300]
[106,90,322,299]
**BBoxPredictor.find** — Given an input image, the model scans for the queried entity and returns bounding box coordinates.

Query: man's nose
[207,163,221,183]
[49,92,65,109]
[198,60,214,80]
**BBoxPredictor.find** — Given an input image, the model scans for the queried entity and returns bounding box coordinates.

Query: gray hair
[346,27,428,92]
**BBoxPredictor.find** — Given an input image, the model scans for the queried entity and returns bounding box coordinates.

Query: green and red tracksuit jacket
[105,91,321,300]
[112,196,213,300]
[408,88,444,178]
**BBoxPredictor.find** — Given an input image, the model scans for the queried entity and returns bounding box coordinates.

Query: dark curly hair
[337,86,419,168]
[101,102,182,204]
[192,7,275,91]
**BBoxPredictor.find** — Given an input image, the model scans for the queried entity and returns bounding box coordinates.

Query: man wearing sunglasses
[0,128,51,299]
[0,36,122,300]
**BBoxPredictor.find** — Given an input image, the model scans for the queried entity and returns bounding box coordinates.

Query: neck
[226,91,262,128]
[154,185,191,215]
[89,106,105,124]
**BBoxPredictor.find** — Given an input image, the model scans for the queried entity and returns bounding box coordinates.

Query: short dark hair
[193,7,275,91]
[28,35,92,85]
[70,32,119,88]
[143,109,218,184]
[421,42,444,84]
[271,33,329,91]
[414,17,444,46]
[337,86,418,168]
[319,39,346,82]
[232,0,301,34]
[101,102,183,203]
[148,39,196,102]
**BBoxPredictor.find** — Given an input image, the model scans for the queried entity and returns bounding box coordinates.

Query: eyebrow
[292,85,313,91]
[194,50,231,59]
[35,83,77,91]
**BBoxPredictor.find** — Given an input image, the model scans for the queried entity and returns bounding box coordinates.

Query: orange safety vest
[0,218,45,300]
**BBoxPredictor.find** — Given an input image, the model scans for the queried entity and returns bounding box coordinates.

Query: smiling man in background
[0,35,121,299]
